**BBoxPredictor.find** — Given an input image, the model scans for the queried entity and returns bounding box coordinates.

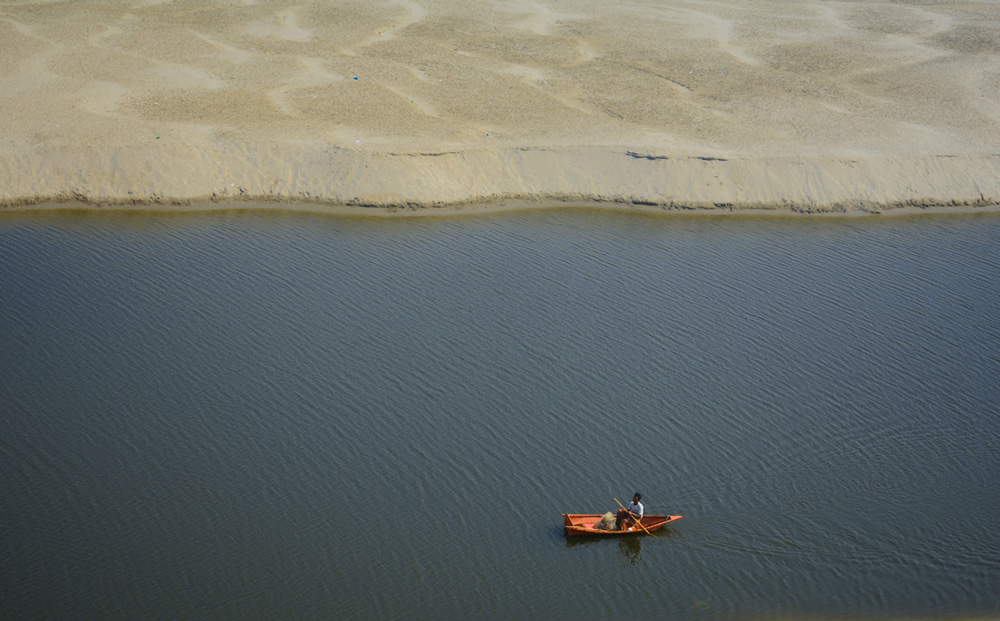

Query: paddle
[614,497,655,537]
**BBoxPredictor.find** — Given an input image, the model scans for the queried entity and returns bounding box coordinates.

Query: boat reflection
[563,535,643,563]
[563,525,682,563]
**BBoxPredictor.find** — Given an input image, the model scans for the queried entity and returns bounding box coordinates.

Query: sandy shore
[1,0,999,214]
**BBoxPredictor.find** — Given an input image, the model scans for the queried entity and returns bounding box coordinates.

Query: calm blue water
[1,207,998,620]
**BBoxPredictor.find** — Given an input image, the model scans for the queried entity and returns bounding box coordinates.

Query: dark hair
[634,493,642,501]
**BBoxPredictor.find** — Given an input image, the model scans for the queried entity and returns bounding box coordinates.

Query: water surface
[1,208,998,620]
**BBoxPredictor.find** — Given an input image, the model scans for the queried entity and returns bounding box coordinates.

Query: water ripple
[1,210,999,620]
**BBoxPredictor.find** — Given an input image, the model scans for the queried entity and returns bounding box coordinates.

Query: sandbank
[1,0,999,215]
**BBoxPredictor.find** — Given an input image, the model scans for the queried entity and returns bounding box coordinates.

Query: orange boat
[562,513,683,536]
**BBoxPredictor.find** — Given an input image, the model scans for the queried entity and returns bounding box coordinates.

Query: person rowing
[615,493,643,531]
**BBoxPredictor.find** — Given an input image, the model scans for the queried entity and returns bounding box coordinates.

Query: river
[1,208,998,619]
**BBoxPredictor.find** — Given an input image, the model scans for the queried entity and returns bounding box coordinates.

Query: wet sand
[1,0,999,214]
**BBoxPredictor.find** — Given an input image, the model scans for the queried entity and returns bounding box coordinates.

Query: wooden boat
[562,513,683,536]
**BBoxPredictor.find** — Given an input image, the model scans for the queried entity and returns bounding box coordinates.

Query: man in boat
[615,493,644,531]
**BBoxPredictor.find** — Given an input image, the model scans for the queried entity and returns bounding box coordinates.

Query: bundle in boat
[594,512,617,531]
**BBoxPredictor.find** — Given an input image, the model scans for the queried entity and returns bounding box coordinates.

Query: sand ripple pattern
[1,0,998,146]
[1,1,1000,209]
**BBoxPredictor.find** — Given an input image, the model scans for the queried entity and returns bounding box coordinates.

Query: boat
[562,513,683,536]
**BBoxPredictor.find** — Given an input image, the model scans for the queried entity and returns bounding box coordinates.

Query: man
[616,493,644,531]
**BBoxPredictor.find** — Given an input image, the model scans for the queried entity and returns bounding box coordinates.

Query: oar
[614,497,656,537]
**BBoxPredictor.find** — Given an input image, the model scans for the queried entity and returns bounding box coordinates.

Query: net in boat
[594,512,617,530]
